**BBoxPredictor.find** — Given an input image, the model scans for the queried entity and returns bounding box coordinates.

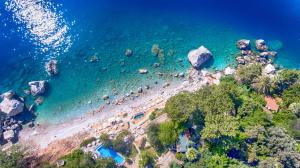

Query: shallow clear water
[0,0,300,124]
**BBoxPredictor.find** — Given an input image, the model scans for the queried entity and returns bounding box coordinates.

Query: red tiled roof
[265,96,279,111]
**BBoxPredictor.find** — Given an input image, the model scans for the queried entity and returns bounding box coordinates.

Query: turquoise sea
[0,0,299,124]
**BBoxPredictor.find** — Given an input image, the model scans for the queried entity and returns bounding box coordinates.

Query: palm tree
[252,76,272,95]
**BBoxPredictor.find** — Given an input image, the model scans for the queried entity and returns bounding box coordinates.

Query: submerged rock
[151,44,162,56]
[102,95,109,100]
[45,60,58,76]
[0,98,24,117]
[256,39,268,51]
[237,39,251,50]
[188,45,212,69]
[125,49,133,57]
[28,81,47,96]
[153,63,160,68]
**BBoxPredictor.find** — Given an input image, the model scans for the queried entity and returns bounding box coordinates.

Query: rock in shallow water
[139,69,148,74]
[28,81,47,96]
[188,45,212,69]
[237,39,251,50]
[0,98,24,117]
[255,39,268,51]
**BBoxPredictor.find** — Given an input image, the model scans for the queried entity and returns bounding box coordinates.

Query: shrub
[80,137,97,147]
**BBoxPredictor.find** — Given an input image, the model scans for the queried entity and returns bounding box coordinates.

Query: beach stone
[237,39,251,50]
[3,130,14,141]
[28,81,47,96]
[174,73,179,78]
[0,98,24,117]
[178,58,183,62]
[263,64,276,75]
[256,39,268,51]
[188,45,212,69]
[0,90,15,100]
[137,87,143,93]
[102,95,109,100]
[163,82,170,88]
[179,72,185,78]
[139,69,148,74]
[125,49,133,57]
[145,85,150,90]
[224,67,236,75]
[45,60,58,76]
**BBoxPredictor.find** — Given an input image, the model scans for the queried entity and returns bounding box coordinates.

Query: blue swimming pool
[96,145,125,165]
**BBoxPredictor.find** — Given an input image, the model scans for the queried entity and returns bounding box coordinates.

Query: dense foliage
[0,146,26,168]
[146,67,300,168]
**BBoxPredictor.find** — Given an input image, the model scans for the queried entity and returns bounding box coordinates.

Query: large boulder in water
[255,39,268,51]
[188,46,212,69]
[45,60,58,76]
[237,39,251,50]
[28,81,47,96]
[0,98,24,117]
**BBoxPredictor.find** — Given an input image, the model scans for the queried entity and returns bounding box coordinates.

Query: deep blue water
[0,0,299,124]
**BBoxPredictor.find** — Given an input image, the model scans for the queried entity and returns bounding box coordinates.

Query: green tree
[147,123,164,153]
[186,148,199,161]
[252,76,271,95]
[282,83,300,108]
[158,121,179,146]
[289,103,300,117]
[258,157,283,168]
[198,86,235,116]
[138,150,156,168]
[236,64,262,85]
[271,69,300,93]
[201,114,239,139]
[164,92,196,123]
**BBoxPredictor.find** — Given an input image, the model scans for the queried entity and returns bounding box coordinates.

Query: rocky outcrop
[263,64,276,75]
[188,46,212,69]
[256,39,268,51]
[0,98,24,117]
[28,81,47,96]
[237,39,251,50]
[45,60,58,76]
[224,67,236,75]
[0,90,15,100]
[3,130,15,141]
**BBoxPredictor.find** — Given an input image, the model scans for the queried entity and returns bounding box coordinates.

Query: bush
[80,137,97,147]
[0,146,26,168]
[149,112,157,120]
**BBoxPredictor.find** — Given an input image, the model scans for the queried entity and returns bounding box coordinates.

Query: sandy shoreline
[18,69,216,159]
